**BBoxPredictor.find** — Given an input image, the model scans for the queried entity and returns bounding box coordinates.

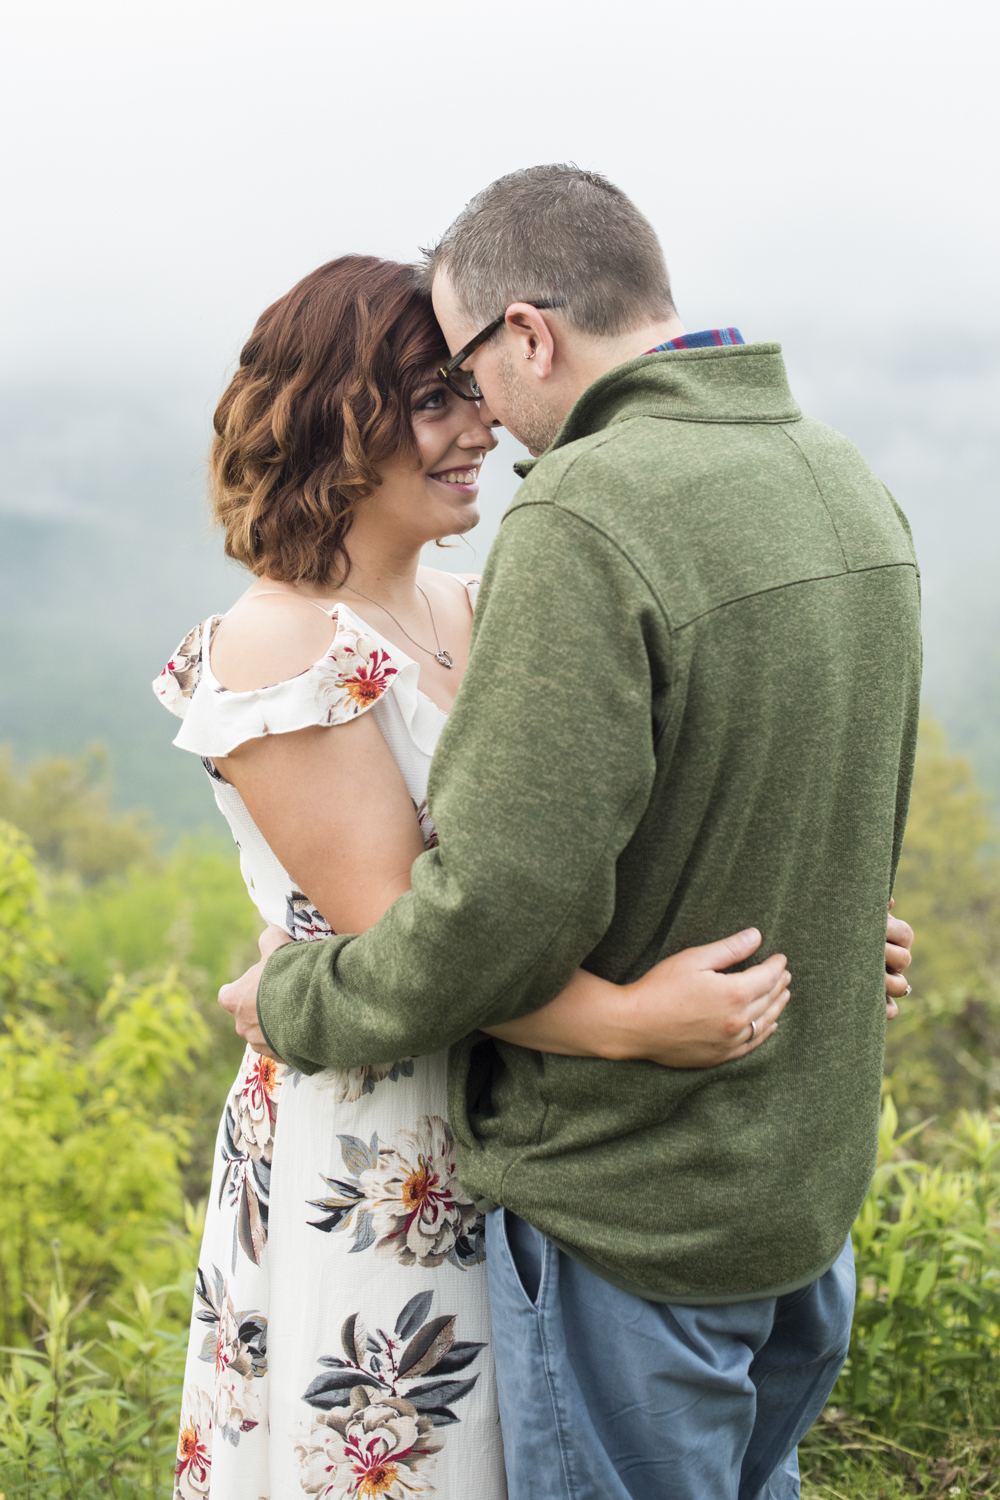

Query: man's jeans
[486,1210,855,1500]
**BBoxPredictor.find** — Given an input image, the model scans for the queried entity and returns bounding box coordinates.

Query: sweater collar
[513,342,801,477]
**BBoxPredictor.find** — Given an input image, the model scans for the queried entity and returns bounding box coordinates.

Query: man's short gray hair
[421,164,676,338]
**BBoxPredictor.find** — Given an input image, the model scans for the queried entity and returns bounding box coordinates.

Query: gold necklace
[344,583,454,668]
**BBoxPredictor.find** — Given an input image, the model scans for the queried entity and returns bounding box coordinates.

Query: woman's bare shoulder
[210,590,337,693]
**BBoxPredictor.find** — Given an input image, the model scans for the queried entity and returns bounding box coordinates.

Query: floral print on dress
[414,799,438,850]
[314,619,397,723]
[287,889,336,942]
[308,1116,485,1270]
[194,1265,268,1446]
[295,1290,485,1497]
[175,1384,213,1499]
[310,1058,417,1106]
[220,1047,285,1268]
[154,616,222,716]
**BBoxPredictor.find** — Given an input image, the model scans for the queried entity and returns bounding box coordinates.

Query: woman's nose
[476,395,504,432]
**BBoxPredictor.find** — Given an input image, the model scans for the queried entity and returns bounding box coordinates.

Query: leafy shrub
[0,823,210,1351]
[0,1239,197,1498]
[48,833,260,1004]
[802,1097,1000,1494]
[842,1100,1000,1433]
[0,817,216,1493]
[0,821,58,1013]
[886,723,1000,1123]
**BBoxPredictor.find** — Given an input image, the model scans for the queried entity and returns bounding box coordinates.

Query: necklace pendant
[435,649,455,669]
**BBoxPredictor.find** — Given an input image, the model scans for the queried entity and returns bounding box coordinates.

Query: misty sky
[2,0,997,389]
[2,0,999,821]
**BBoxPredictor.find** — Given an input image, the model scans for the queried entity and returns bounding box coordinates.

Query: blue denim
[486,1210,855,1500]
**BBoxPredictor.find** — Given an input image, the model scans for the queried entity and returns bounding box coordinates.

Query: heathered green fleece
[258,342,921,1304]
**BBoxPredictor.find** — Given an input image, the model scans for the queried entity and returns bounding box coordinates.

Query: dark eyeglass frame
[436,300,567,400]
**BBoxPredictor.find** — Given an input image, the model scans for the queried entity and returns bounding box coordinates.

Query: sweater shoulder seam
[778,424,850,568]
[674,558,919,633]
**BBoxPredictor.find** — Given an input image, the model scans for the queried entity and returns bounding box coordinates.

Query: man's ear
[504,303,557,378]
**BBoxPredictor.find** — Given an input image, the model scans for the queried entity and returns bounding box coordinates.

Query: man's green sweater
[259,343,921,1304]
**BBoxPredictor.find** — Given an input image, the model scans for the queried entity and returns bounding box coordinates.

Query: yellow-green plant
[0,821,210,1350]
[0,1233,198,1499]
[844,1099,1000,1433]
[885,723,1000,1123]
[800,1095,1000,1500]
[0,822,58,1013]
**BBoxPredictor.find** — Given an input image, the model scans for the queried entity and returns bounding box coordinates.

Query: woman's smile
[427,463,481,497]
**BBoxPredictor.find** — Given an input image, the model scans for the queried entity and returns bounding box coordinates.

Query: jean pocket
[503,1208,550,1308]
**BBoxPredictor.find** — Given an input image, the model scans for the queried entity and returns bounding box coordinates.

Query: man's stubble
[496,347,563,457]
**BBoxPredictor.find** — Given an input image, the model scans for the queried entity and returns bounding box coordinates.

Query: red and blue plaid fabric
[645,327,744,354]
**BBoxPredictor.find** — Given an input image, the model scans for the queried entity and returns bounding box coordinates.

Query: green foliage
[892,723,1000,997]
[0,959,208,1348]
[48,835,261,1003]
[842,1099,1000,1432]
[801,1097,1000,1495]
[43,835,259,1194]
[0,1239,198,1498]
[0,813,220,1493]
[886,723,1000,1122]
[0,747,157,885]
[0,821,58,1013]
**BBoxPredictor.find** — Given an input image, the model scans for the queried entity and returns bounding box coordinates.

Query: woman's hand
[884,900,913,1020]
[219,924,292,1059]
[484,928,789,1069]
[614,928,790,1068]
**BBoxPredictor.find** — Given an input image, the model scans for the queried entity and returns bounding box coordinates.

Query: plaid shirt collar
[645,326,744,354]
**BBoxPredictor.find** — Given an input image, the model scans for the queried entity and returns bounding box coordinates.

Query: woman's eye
[415,389,448,411]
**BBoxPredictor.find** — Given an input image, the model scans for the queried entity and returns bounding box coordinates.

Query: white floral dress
[153,586,507,1500]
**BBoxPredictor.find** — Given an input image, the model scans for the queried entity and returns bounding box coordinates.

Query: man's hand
[885,899,913,1020]
[219,924,293,1058]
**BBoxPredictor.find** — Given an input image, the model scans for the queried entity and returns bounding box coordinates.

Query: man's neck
[541,313,688,449]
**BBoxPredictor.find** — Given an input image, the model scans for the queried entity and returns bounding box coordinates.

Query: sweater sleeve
[257,499,660,1073]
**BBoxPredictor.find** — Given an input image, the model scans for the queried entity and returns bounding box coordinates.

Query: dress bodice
[152,584,477,933]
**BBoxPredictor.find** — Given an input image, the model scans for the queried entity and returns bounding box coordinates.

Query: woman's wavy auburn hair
[210,255,449,585]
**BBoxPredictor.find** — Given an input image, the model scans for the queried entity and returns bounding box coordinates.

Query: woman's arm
[217,711,426,936]
[491,906,914,1064]
[485,929,791,1068]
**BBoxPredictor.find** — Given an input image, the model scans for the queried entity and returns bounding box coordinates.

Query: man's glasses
[437,300,567,400]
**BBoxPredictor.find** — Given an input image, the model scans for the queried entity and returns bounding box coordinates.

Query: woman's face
[370,374,499,549]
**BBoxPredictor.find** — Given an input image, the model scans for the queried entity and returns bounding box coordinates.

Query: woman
[153,256,899,1499]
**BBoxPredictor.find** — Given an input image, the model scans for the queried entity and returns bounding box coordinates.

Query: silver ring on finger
[748,1018,757,1043]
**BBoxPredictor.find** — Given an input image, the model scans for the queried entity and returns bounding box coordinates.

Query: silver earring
[524,349,535,360]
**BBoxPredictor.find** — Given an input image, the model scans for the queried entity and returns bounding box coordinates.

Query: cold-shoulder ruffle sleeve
[150,605,435,759]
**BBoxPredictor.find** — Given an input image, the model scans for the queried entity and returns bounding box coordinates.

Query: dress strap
[245,590,336,617]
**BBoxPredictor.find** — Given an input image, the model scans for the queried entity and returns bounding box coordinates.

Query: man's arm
[257,499,661,1073]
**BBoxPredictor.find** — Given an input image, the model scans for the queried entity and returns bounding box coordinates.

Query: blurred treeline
[1,726,1000,1494]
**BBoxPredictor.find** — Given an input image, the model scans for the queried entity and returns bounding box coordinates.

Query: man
[223,166,921,1497]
